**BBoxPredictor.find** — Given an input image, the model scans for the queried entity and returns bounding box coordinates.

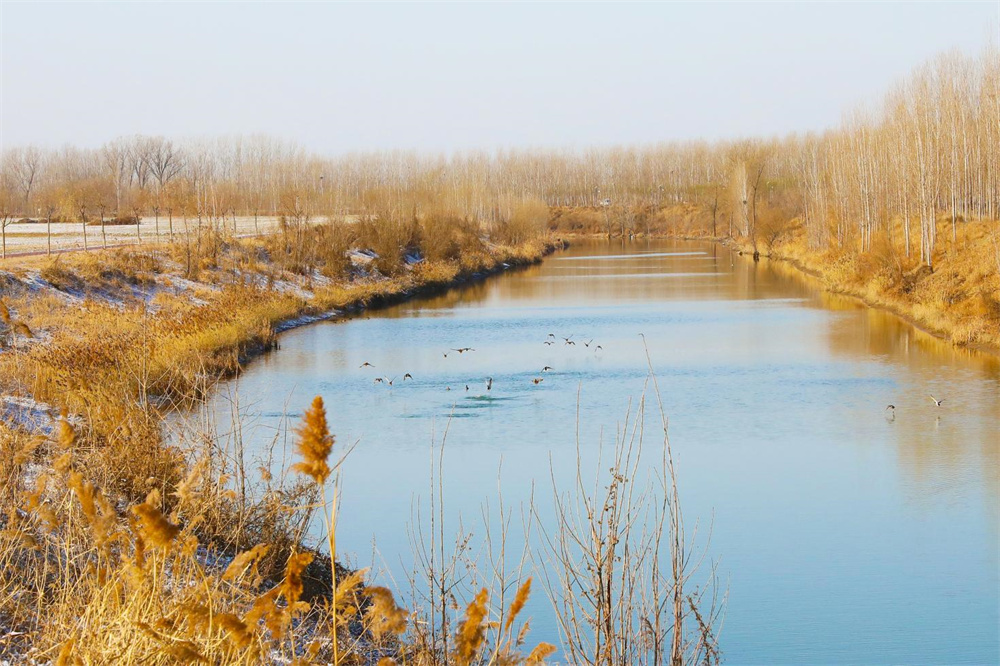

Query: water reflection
[193,240,998,665]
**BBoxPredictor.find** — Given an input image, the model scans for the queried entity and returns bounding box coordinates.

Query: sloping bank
[0,237,567,437]
[0,236,568,511]
[0,237,567,663]
[554,224,1000,357]
[713,232,1000,357]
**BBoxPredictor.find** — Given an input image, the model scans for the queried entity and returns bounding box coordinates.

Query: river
[190,240,999,665]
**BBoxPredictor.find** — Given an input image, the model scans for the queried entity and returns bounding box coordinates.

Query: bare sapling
[531,358,724,666]
[404,420,557,665]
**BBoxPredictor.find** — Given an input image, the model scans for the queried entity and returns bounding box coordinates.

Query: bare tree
[0,186,14,259]
[4,146,43,214]
[146,137,185,240]
[101,139,130,213]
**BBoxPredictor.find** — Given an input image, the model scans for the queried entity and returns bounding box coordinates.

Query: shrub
[495,198,549,245]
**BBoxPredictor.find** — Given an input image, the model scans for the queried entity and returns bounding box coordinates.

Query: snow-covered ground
[0,215,332,256]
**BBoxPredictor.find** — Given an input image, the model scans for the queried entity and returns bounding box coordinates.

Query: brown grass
[0,209,731,664]
[743,215,1000,351]
[0,216,570,664]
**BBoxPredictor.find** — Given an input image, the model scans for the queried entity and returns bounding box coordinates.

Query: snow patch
[274,311,340,333]
[349,249,377,266]
[0,396,83,435]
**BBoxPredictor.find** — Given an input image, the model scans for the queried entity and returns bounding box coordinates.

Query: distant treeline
[2,47,997,268]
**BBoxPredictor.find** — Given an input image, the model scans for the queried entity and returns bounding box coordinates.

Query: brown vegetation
[0,41,995,664]
[0,209,591,663]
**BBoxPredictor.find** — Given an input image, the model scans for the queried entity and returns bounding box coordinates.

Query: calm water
[191,240,999,665]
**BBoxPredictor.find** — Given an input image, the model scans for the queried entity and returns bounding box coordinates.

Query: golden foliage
[505,578,532,633]
[223,543,271,582]
[291,396,334,486]
[281,550,315,608]
[525,642,558,664]
[363,586,409,639]
[455,588,490,666]
[131,492,181,551]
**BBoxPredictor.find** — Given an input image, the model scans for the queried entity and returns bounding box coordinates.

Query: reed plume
[52,417,77,475]
[504,578,532,633]
[281,550,314,608]
[525,642,558,664]
[292,395,334,485]
[455,587,489,666]
[132,491,180,551]
[216,612,253,649]
[363,586,409,640]
[222,543,271,581]
[333,567,367,613]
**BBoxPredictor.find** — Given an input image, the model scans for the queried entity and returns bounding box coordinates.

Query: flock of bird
[361,342,950,418]
[543,333,603,351]
[359,333,603,393]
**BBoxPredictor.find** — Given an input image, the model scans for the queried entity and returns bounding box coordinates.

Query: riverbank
[723,230,1000,357]
[1,234,563,417]
[551,204,1000,357]
[0,230,563,663]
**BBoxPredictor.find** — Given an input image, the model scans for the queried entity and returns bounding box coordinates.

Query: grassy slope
[746,227,1000,354]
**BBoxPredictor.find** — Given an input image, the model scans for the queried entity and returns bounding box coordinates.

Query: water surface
[196,240,999,665]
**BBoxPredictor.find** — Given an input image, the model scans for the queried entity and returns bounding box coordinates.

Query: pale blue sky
[1,1,997,153]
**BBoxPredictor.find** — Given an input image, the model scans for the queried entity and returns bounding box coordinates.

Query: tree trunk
[183,214,191,276]
[711,189,718,237]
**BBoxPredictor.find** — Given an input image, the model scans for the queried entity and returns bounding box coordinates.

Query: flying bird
[452,347,475,354]
[929,395,944,407]
[359,362,375,369]
[486,377,493,391]
[465,384,470,391]
[565,340,576,346]
[542,366,553,372]
[595,345,603,351]
[584,339,594,347]
[403,373,413,381]
[532,378,544,385]
[373,377,384,384]
[562,336,573,343]
[544,340,554,346]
